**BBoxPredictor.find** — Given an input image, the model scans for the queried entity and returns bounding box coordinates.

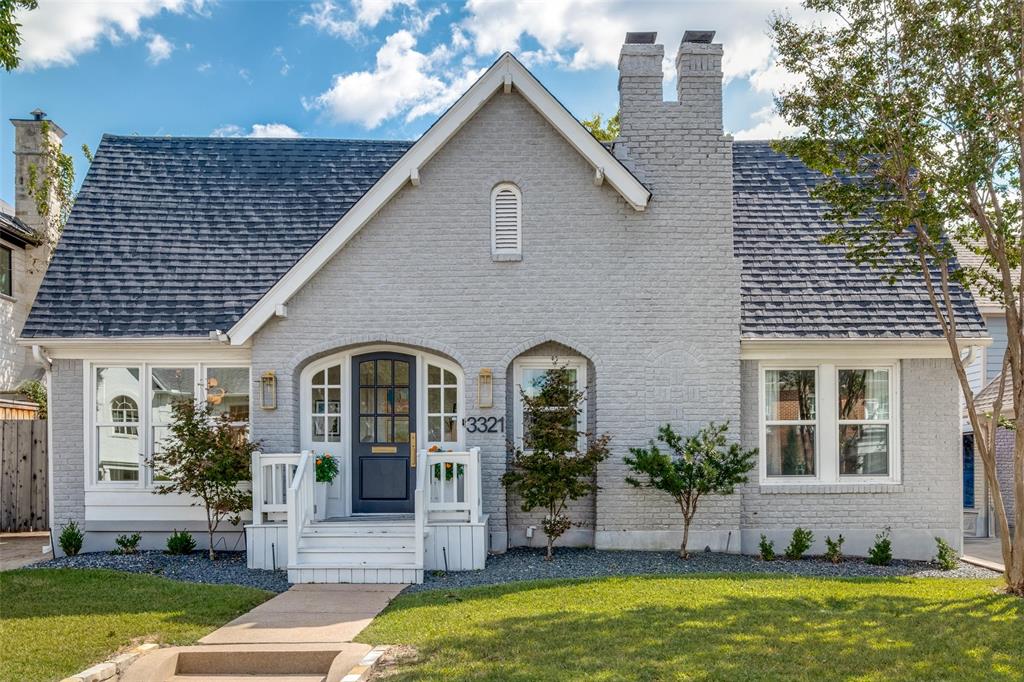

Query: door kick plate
[371,446,398,454]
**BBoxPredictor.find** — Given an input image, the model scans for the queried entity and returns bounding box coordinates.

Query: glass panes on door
[359,359,410,444]
[311,364,343,443]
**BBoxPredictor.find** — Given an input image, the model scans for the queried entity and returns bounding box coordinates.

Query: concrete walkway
[0,531,51,570]
[200,583,404,645]
[963,537,1006,572]
[124,583,404,681]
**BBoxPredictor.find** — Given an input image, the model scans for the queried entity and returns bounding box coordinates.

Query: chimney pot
[681,30,715,45]
[624,32,657,45]
[30,108,46,121]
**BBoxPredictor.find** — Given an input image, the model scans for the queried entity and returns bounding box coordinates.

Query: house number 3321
[463,416,504,433]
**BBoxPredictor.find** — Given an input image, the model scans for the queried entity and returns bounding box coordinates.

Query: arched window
[491,183,522,259]
[111,395,139,436]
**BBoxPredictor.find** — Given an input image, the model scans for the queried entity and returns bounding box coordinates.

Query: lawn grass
[0,568,272,682]
[358,574,1023,681]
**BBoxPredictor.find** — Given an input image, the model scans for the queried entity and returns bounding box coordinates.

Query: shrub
[784,527,814,560]
[934,536,958,571]
[113,533,142,555]
[866,528,893,566]
[502,361,611,560]
[758,534,776,561]
[58,521,84,556]
[166,529,197,555]
[625,422,756,559]
[824,534,844,564]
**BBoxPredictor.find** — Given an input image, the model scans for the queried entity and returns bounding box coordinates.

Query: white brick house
[22,32,988,583]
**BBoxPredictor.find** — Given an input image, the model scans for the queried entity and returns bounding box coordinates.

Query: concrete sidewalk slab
[963,537,1006,572]
[199,583,405,645]
[0,531,52,571]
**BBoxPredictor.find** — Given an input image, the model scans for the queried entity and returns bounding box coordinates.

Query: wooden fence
[0,420,48,532]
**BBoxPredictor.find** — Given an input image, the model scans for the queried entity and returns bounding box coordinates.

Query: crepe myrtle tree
[625,422,756,559]
[152,400,258,560]
[502,362,611,560]
[770,0,1023,593]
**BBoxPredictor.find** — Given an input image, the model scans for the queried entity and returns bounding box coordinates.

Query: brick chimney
[11,108,66,247]
[675,31,723,131]
[617,32,664,137]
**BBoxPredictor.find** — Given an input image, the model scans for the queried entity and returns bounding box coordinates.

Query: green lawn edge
[357,573,1021,682]
[0,568,273,682]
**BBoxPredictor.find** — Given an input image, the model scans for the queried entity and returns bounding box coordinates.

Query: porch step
[295,548,415,566]
[303,521,414,536]
[298,533,415,551]
[288,564,423,584]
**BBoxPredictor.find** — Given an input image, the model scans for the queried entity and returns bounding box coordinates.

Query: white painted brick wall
[251,85,744,550]
[50,359,85,532]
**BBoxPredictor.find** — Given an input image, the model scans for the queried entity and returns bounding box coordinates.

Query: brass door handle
[410,432,417,468]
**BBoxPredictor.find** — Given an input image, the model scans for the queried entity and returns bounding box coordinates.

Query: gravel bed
[33,551,290,593]
[407,547,1002,593]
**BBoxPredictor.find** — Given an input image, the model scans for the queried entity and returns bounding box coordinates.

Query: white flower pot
[314,481,329,521]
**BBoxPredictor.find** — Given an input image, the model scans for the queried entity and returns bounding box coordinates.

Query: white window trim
[512,356,588,450]
[490,182,522,259]
[758,361,901,487]
[85,361,251,491]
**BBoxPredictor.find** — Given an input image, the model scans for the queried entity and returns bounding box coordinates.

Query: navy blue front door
[351,352,416,513]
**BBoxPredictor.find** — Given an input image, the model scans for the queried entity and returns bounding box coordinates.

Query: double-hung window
[0,245,11,297]
[90,363,250,487]
[513,357,587,450]
[760,362,899,485]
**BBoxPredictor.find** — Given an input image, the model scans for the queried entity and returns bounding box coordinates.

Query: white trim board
[227,53,651,346]
[740,337,992,360]
[21,338,251,362]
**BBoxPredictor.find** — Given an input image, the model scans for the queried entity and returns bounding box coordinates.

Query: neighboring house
[22,32,987,583]
[956,242,1017,537]
[1,110,64,418]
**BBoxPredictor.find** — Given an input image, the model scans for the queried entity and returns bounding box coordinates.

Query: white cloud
[146,34,174,64]
[305,1,818,131]
[308,30,483,129]
[197,61,212,73]
[212,123,303,138]
[300,0,420,40]
[460,1,815,86]
[14,0,206,70]
[732,105,803,140]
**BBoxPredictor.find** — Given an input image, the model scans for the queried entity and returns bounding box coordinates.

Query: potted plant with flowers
[313,452,338,521]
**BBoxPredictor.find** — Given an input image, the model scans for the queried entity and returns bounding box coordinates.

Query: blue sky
[0,0,807,204]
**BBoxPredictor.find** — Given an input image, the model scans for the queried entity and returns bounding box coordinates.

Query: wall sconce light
[260,371,277,410]
[477,368,493,408]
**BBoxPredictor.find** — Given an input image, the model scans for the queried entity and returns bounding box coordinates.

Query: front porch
[247,448,487,584]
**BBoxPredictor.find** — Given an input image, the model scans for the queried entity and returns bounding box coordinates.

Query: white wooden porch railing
[286,450,315,568]
[423,447,482,523]
[250,452,300,523]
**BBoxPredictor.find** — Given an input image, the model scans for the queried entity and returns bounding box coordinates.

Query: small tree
[502,363,611,560]
[625,422,757,559]
[152,400,258,560]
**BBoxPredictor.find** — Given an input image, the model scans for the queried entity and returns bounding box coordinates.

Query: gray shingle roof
[0,199,38,247]
[732,141,986,338]
[22,136,412,337]
[23,136,987,340]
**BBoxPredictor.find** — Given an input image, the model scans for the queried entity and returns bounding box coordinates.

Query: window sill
[0,293,15,304]
[491,253,522,262]
[758,482,904,494]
